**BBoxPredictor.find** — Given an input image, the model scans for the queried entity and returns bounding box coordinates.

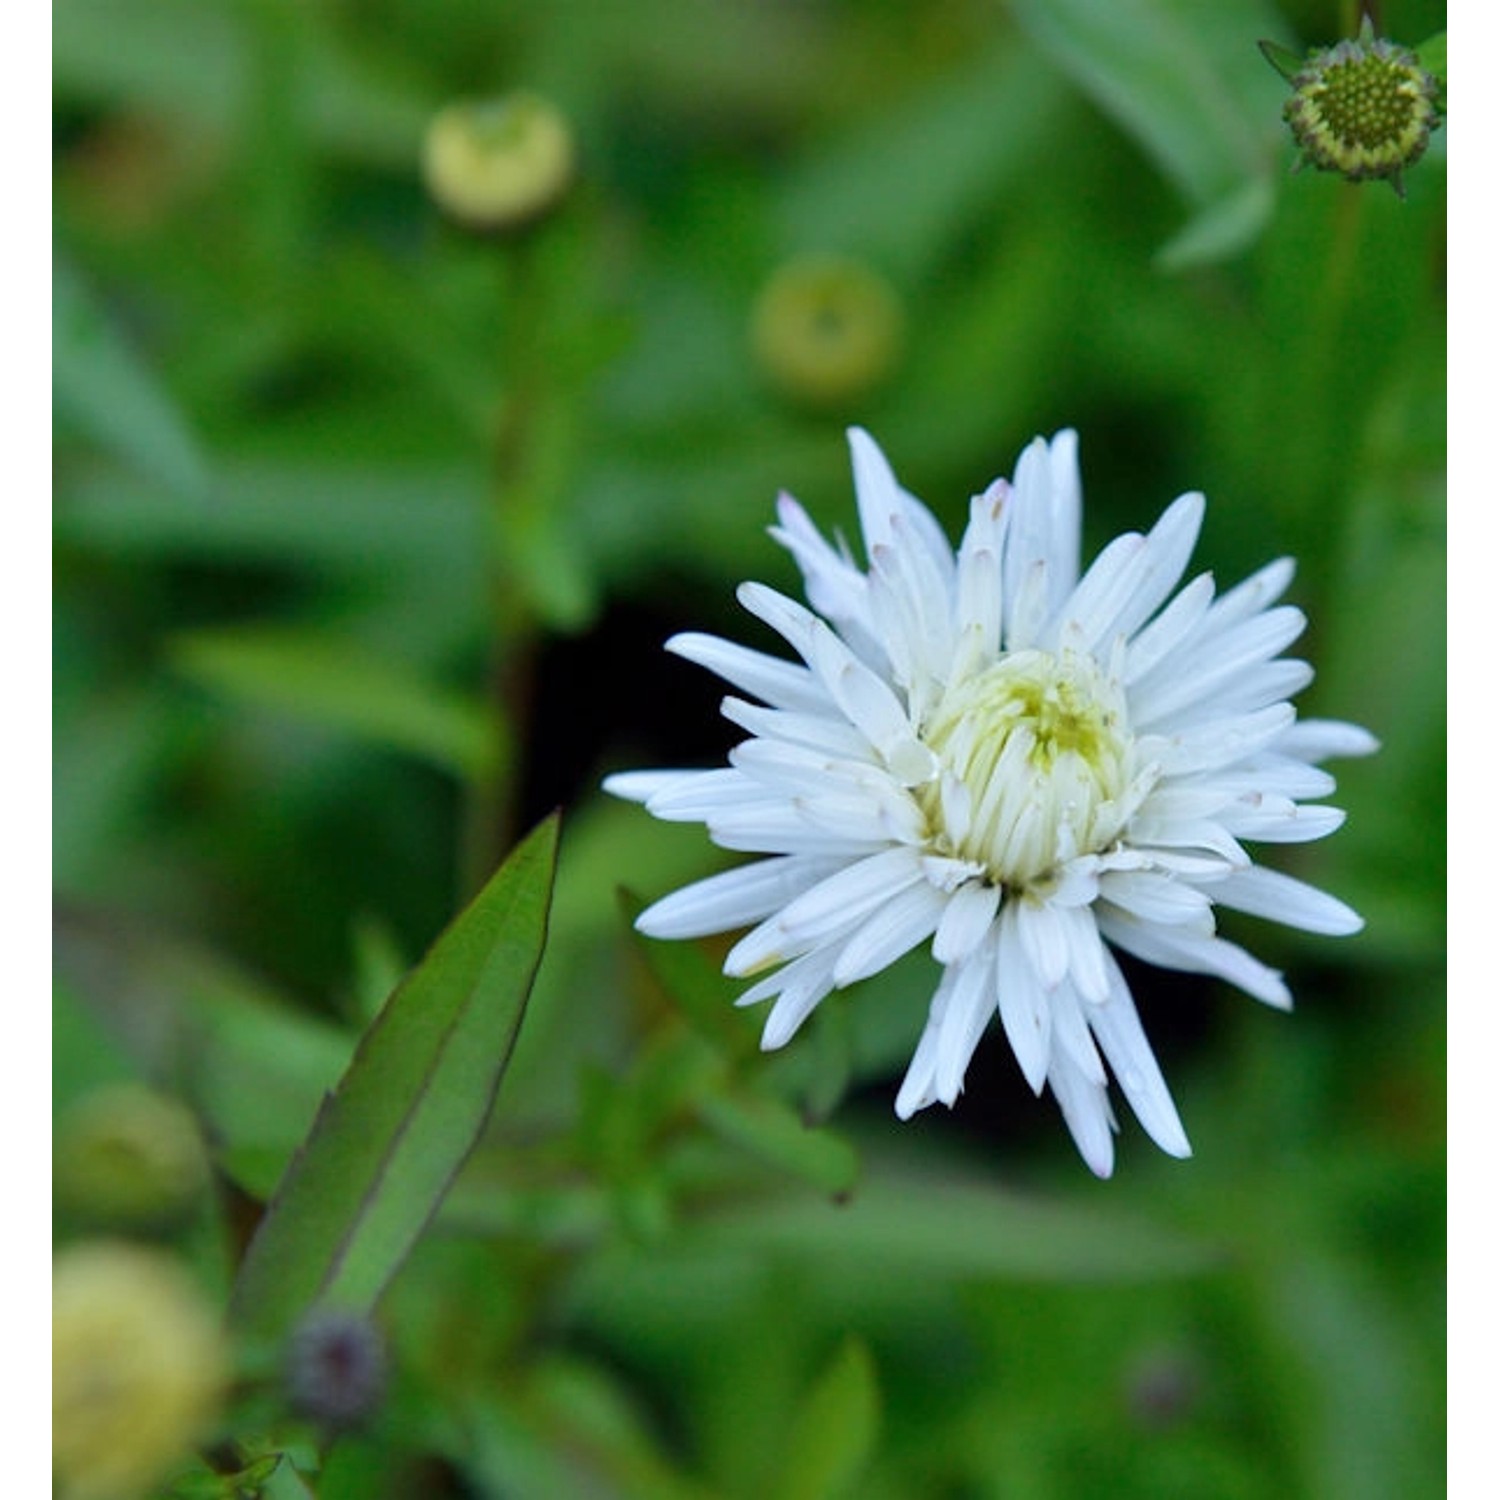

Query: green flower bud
[1275,18,1441,196]
[54,1086,212,1235]
[422,92,576,233]
[751,254,904,411]
[53,1242,228,1500]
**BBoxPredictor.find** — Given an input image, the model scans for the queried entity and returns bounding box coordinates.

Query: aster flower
[605,430,1375,1175]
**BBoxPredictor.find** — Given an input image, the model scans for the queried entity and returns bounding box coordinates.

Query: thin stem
[459,236,549,897]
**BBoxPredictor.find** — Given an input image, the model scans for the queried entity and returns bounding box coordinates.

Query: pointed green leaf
[776,1338,880,1500]
[696,1090,860,1198]
[1155,175,1275,272]
[54,260,207,496]
[230,815,559,1343]
[170,625,501,780]
[1010,0,1285,203]
[1415,31,1445,93]
[1258,38,1304,83]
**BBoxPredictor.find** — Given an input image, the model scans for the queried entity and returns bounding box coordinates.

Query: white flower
[606,429,1376,1175]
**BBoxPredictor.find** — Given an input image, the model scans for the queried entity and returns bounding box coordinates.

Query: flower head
[751,254,905,410]
[422,92,576,233]
[53,1241,228,1500]
[54,1086,212,1234]
[284,1307,389,1431]
[1273,18,1441,196]
[606,430,1374,1175]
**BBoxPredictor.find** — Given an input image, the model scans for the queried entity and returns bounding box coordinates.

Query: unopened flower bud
[283,1307,388,1431]
[53,1242,228,1500]
[422,92,576,233]
[54,1086,212,1235]
[751,254,904,411]
[1273,18,1441,197]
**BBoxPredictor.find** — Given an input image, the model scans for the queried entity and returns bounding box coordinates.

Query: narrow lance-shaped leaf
[230,814,560,1345]
[775,1337,880,1500]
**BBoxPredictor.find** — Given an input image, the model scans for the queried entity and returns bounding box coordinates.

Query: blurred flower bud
[54,1086,212,1235]
[422,92,576,233]
[284,1307,388,1431]
[53,1242,228,1500]
[751,254,904,411]
[1273,18,1441,197]
[1123,1344,1201,1431]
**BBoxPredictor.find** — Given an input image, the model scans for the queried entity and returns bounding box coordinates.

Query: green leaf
[56,458,489,582]
[51,908,354,1175]
[53,260,208,496]
[1414,32,1445,89]
[776,1338,880,1500]
[170,625,501,781]
[1010,0,1282,204]
[685,1168,1217,1285]
[696,1090,860,1199]
[229,814,560,1344]
[1258,37,1304,83]
[1155,176,1275,272]
[775,45,1069,281]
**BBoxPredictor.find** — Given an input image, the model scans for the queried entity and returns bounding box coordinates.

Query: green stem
[459,238,549,897]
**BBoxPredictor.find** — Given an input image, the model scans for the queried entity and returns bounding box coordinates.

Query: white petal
[932,879,1001,964]
[769,492,877,653]
[1090,949,1191,1158]
[953,484,1008,663]
[1203,556,1296,633]
[1129,607,1307,728]
[1108,491,1206,642]
[1209,865,1364,935]
[894,972,954,1119]
[666,631,826,713]
[720,697,872,761]
[1096,909,1292,1009]
[635,855,843,940]
[1275,718,1381,762]
[792,783,926,845]
[1146,703,1296,777]
[847,426,956,581]
[1098,869,1215,926]
[1056,903,1111,1003]
[935,936,1001,1103]
[833,880,949,986]
[1016,896,1069,990]
[1124,573,1215,684]
[996,901,1052,1093]
[708,802,884,857]
[1124,812,1248,869]
[1050,977,1106,1085]
[1218,799,1346,844]
[1047,1048,1115,1178]
[801,635,934,784]
[1178,756,1336,802]
[736,580,822,658]
[646,769,767,822]
[758,949,842,1049]
[602,769,698,804]
[775,846,926,945]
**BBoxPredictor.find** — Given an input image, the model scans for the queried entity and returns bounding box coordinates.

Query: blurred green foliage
[54,0,1443,1496]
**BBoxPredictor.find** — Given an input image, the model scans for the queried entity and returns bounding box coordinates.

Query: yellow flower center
[921,650,1134,888]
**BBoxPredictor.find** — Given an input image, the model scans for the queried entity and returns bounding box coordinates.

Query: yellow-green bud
[751,254,904,411]
[54,1086,212,1234]
[422,92,576,233]
[1277,19,1441,197]
[52,1242,229,1500]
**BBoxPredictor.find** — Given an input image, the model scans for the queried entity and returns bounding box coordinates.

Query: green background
[54,0,1444,1495]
